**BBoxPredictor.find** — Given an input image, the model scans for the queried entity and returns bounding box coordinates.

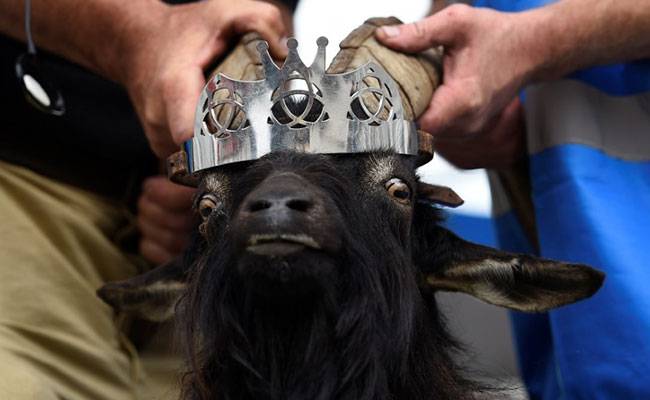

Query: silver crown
[184,37,419,173]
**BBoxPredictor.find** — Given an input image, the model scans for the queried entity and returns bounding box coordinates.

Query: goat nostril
[246,197,313,213]
[286,198,312,212]
[248,200,273,212]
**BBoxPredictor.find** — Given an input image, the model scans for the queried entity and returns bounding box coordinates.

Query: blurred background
[294,0,522,391]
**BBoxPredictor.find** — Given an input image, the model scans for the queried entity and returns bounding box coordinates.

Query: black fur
[179,152,476,400]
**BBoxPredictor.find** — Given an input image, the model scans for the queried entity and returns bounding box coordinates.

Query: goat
[98,21,603,399]
[99,149,603,399]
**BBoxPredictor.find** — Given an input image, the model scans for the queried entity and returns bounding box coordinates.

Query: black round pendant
[15,52,65,116]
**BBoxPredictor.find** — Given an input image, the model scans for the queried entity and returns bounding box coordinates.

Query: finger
[143,123,179,159]
[506,96,523,114]
[497,97,524,133]
[435,134,502,169]
[138,215,190,254]
[140,238,176,266]
[436,97,524,169]
[419,84,472,137]
[164,66,206,146]
[438,138,521,169]
[136,98,178,158]
[375,11,460,52]
[138,194,194,231]
[143,176,196,212]
[227,2,288,59]
[485,97,525,165]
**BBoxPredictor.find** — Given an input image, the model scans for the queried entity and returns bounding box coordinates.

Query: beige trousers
[0,161,181,399]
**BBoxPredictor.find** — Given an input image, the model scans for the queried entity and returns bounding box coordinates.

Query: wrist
[517,4,581,84]
[505,9,553,87]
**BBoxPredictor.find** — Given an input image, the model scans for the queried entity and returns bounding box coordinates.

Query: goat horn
[327,17,443,164]
[417,130,434,167]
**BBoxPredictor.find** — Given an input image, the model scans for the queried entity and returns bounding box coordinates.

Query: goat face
[99,150,604,400]
[183,151,442,399]
[201,151,418,302]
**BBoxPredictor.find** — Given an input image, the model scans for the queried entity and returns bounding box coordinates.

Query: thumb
[375,14,457,53]
[166,66,205,147]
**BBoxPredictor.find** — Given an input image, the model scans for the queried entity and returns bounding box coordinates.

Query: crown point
[287,38,298,50]
[317,36,328,47]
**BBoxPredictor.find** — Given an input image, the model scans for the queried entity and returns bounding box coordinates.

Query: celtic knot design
[269,72,327,129]
[188,36,418,173]
[348,69,395,126]
[201,85,249,138]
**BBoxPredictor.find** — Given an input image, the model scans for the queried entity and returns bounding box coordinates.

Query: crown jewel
[185,37,419,173]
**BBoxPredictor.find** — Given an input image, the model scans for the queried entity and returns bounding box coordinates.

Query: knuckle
[144,181,163,202]
[137,217,152,237]
[144,227,175,250]
[465,84,485,113]
[140,240,166,265]
[136,195,149,214]
[466,79,485,109]
[445,3,471,22]
[442,4,473,33]
[237,16,256,31]
[167,214,190,231]
[419,111,442,134]
[466,119,485,136]
[161,231,178,248]
[412,20,429,38]
[160,75,179,99]
[261,5,282,23]
[141,102,160,127]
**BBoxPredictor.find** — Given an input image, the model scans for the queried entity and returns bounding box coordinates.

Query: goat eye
[198,194,219,220]
[385,178,411,205]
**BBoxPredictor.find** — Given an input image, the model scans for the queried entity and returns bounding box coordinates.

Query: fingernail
[379,26,401,38]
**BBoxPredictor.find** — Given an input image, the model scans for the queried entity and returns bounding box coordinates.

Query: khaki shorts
[0,161,181,399]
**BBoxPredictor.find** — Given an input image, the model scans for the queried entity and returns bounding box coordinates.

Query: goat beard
[180,227,475,400]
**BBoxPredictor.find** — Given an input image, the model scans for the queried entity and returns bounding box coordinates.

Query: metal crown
[185,36,419,173]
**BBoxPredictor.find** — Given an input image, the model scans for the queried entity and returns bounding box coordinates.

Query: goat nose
[246,194,314,214]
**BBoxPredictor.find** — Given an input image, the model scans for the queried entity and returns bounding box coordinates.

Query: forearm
[519,0,650,83]
[0,0,166,83]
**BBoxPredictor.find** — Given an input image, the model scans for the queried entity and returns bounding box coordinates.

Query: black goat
[99,150,603,400]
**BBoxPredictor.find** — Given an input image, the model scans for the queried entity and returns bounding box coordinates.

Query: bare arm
[525,0,650,81]
[1,0,172,85]
[376,0,650,168]
[0,0,288,157]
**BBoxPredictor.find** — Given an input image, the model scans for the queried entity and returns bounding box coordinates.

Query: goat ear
[97,258,188,322]
[413,208,605,312]
[416,182,464,208]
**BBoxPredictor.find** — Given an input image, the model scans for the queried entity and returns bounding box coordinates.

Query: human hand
[435,97,525,169]
[119,0,289,157]
[137,176,196,265]
[376,4,536,164]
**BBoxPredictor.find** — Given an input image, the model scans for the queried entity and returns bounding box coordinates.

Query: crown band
[184,37,419,173]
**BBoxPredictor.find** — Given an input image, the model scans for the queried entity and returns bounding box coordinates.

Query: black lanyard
[15,0,66,116]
